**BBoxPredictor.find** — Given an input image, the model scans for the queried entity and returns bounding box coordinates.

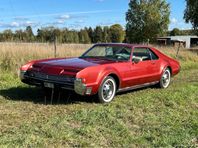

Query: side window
[133,48,151,61]
[148,49,159,60]
[111,47,132,61]
[105,47,113,56]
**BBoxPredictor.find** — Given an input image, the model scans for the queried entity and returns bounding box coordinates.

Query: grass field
[0,43,198,147]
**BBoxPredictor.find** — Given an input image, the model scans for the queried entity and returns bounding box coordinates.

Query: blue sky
[0,0,192,33]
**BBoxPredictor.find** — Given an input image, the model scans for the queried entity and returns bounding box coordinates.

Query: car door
[124,47,159,87]
[146,48,161,82]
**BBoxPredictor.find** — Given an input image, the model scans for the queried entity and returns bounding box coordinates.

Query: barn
[157,36,198,48]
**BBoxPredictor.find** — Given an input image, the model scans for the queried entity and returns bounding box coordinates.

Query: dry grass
[0,42,91,73]
[0,42,198,74]
[153,45,198,61]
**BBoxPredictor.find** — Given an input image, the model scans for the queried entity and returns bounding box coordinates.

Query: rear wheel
[159,68,171,88]
[98,76,116,103]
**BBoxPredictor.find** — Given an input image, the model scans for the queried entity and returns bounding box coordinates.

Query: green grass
[0,48,198,147]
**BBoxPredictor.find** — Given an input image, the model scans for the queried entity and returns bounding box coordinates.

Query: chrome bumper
[20,70,26,80]
[20,70,90,95]
[20,70,74,90]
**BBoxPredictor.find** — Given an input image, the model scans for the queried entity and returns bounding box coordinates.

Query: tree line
[0,24,125,44]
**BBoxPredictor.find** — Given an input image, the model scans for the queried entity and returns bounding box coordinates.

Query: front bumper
[20,70,26,80]
[20,71,91,95]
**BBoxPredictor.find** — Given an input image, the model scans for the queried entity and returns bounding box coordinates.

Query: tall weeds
[0,42,197,74]
[0,43,91,74]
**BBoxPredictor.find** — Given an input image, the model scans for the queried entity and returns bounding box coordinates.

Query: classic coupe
[20,43,180,103]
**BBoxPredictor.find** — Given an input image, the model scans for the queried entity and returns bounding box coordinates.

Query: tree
[93,26,103,43]
[0,24,126,43]
[79,29,91,44]
[126,0,170,43]
[184,0,198,35]
[3,30,13,41]
[15,29,26,41]
[170,28,181,36]
[87,27,94,43]
[71,31,79,43]
[109,24,125,43]
[62,29,79,43]
[37,29,45,42]
[25,26,34,42]
[102,26,110,43]
[0,33,3,42]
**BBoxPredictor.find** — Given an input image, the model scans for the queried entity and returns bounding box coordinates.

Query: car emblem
[60,69,64,74]
[46,75,49,79]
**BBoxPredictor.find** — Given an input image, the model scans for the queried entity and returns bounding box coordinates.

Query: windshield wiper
[94,56,117,61]
[79,56,116,61]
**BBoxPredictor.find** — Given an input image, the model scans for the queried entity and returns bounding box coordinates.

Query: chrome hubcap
[102,79,115,101]
[162,70,170,88]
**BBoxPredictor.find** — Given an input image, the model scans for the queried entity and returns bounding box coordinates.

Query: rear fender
[160,63,171,77]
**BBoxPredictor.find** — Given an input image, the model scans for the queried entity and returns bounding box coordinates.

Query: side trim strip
[117,81,159,93]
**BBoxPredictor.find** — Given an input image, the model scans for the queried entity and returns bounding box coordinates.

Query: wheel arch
[159,65,172,88]
[160,61,172,77]
[166,66,172,76]
[108,73,120,91]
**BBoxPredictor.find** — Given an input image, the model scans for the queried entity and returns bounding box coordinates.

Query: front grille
[26,71,75,83]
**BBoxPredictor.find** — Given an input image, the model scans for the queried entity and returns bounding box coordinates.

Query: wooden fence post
[54,36,57,58]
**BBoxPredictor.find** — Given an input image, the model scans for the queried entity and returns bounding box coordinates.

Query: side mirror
[132,57,141,64]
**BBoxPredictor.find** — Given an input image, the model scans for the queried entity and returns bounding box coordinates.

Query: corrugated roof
[158,35,198,38]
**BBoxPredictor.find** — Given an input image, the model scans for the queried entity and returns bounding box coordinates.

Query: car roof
[94,43,151,48]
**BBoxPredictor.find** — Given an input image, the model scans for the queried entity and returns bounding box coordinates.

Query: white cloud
[55,14,71,24]
[58,14,70,20]
[0,20,39,28]
[171,18,178,24]
[10,22,20,27]
[57,19,65,24]
[22,21,38,27]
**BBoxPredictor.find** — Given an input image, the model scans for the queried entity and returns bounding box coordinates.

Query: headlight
[74,78,86,95]
[20,63,32,71]
[74,78,92,95]
[75,78,83,82]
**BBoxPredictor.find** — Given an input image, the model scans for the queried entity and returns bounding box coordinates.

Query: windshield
[80,45,132,61]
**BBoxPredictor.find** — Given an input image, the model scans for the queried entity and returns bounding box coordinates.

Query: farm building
[157,36,198,48]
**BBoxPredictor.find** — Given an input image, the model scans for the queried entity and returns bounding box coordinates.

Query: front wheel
[98,76,116,103]
[159,68,171,88]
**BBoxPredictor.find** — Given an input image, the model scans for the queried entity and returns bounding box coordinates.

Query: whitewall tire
[159,68,171,88]
[98,76,116,103]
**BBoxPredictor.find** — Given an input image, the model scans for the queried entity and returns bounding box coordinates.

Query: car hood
[31,57,114,76]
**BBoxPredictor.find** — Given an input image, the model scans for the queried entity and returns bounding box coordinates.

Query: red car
[20,43,180,103]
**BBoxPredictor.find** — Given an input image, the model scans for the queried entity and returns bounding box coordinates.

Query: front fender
[98,66,120,82]
[76,65,121,95]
